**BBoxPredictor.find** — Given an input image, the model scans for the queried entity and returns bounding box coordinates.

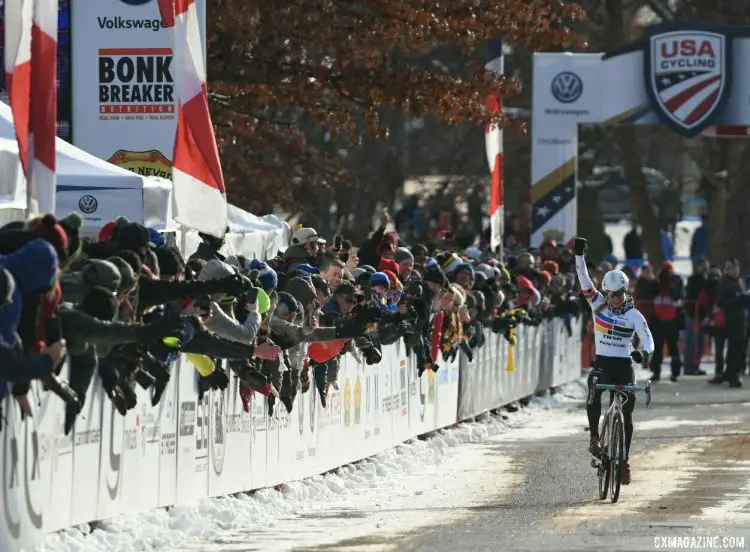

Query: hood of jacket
[0,238,58,294]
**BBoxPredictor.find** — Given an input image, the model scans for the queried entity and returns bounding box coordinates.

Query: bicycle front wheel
[609,412,625,503]
[597,418,609,500]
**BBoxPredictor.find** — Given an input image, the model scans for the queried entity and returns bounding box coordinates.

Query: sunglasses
[608,290,626,298]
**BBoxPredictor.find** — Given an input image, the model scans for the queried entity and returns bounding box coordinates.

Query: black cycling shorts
[590,355,634,387]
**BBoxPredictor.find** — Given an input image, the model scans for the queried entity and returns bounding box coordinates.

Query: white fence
[0,317,581,551]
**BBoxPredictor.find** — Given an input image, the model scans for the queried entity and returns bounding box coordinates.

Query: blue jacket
[690,225,708,262]
[660,230,674,261]
[0,239,58,389]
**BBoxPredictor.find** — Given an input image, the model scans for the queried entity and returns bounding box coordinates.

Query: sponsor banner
[70,0,206,177]
[45,376,76,533]
[174,359,208,506]
[248,393,268,489]
[156,375,178,507]
[208,372,252,497]
[644,24,731,137]
[0,320,580,549]
[532,53,602,124]
[70,378,104,526]
[56,189,144,228]
[458,318,582,420]
[118,387,161,515]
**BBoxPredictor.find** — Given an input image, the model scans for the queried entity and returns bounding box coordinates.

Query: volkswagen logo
[550,71,583,104]
[78,195,98,214]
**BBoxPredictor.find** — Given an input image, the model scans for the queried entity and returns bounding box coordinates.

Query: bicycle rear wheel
[597,418,610,500]
[609,412,625,503]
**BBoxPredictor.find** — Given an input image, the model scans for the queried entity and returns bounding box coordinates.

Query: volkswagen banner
[532,53,603,125]
[70,0,206,179]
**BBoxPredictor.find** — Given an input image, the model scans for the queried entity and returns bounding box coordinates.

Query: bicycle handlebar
[586,377,652,407]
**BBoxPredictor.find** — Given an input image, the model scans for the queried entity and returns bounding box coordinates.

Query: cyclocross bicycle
[587,378,652,503]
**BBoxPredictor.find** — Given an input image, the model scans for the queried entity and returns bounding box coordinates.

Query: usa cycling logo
[550,71,583,103]
[78,195,98,214]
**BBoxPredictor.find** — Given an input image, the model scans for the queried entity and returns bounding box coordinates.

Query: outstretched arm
[631,309,655,355]
[575,255,606,311]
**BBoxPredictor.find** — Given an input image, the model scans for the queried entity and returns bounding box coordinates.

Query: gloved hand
[334,317,367,339]
[574,237,587,256]
[630,349,650,365]
[217,272,249,296]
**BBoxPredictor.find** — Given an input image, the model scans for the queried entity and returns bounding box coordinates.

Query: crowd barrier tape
[0,318,579,552]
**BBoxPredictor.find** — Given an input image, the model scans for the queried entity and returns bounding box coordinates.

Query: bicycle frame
[586,377,652,502]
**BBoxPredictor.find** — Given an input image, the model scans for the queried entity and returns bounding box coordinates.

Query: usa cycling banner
[530,22,750,247]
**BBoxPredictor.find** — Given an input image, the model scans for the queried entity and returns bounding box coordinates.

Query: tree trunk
[619,126,664,267]
[577,185,608,259]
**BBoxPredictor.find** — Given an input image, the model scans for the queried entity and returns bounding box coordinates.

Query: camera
[193,295,211,311]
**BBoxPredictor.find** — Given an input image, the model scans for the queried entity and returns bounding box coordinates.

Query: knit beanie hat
[79,286,119,321]
[393,248,414,264]
[284,276,316,308]
[59,212,83,259]
[154,247,183,278]
[378,258,400,274]
[81,259,121,294]
[143,249,160,278]
[453,263,475,280]
[107,256,136,297]
[370,271,391,289]
[29,214,68,264]
[117,222,152,253]
[248,259,278,291]
[423,266,447,288]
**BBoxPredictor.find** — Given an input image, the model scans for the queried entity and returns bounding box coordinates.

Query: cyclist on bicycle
[574,236,654,485]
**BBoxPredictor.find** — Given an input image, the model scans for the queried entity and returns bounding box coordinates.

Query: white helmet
[601,270,629,293]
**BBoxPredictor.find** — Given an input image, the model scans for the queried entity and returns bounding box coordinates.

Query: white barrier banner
[458,318,583,420]
[0,318,578,551]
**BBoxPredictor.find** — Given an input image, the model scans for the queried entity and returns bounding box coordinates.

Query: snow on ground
[40,381,588,552]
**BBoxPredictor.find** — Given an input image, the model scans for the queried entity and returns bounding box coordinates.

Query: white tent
[0,101,174,234]
[182,205,291,261]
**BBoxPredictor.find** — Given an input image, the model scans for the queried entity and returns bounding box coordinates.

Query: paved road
[310,374,750,552]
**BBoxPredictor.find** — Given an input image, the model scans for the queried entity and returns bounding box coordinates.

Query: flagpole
[484,38,504,259]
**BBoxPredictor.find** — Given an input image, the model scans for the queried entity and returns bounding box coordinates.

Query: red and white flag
[485,39,504,253]
[4,0,57,214]
[158,0,227,238]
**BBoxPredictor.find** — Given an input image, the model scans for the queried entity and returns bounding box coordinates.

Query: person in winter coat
[198,260,262,344]
[189,229,228,262]
[0,267,67,390]
[59,285,181,432]
[683,259,709,375]
[0,234,79,412]
[649,261,683,381]
[690,215,709,265]
[713,258,748,387]
[623,224,644,264]
[393,248,415,282]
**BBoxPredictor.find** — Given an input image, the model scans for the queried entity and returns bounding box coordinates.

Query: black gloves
[213,273,249,296]
[574,237,587,256]
[334,317,366,339]
[630,350,650,364]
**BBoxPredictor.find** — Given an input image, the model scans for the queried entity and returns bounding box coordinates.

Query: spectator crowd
[0,211,584,430]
